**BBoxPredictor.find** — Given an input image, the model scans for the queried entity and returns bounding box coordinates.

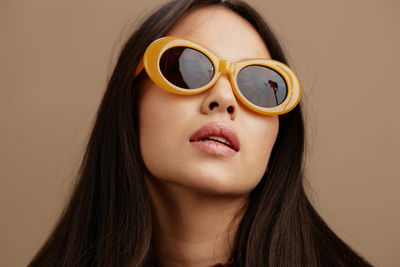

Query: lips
[189,122,240,156]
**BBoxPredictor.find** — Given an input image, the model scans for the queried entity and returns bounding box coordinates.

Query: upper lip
[189,122,240,151]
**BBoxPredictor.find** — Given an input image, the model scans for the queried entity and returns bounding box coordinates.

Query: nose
[200,73,238,120]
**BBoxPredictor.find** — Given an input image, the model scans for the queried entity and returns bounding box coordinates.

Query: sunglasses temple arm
[134,57,144,79]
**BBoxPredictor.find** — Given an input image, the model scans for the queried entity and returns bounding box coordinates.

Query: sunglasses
[134,36,301,115]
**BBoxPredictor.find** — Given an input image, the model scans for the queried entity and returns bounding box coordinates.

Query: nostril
[209,102,219,110]
[227,106,235,114]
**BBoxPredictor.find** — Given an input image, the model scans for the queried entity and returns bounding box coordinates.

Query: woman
[28,0,373,266]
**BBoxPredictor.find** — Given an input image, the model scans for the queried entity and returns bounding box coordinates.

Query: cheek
[138,85,176,176]
[241,115,279,182]
[258,116,279,159]
[257,117,279,155]
[138,82,196,179]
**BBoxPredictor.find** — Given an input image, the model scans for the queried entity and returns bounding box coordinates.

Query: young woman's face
[139,7,279,195]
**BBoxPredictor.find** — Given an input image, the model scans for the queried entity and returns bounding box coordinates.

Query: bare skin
[146,176,246,266]
[139,6,278,267]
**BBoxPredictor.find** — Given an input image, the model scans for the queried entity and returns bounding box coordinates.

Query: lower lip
[189,140,237,157]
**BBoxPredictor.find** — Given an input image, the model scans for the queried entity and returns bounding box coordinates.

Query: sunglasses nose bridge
[218,60,234,75]
[216,60,237,94]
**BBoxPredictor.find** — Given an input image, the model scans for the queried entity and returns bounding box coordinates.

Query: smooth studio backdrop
[1,0,399,266]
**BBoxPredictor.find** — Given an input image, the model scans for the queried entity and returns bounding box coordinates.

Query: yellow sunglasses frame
[134,36,301,115]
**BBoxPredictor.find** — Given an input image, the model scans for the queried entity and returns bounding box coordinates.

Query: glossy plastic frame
[134,36,301,115]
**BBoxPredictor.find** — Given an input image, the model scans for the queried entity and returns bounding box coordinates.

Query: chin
[174,170,257,197]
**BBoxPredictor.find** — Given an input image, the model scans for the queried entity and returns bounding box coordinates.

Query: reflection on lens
[237,65,287,108]
[160,47,214,89]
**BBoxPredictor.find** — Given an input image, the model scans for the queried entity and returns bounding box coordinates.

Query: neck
[145,174,247,267]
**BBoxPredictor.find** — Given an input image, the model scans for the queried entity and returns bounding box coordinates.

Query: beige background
[1,0,399,266]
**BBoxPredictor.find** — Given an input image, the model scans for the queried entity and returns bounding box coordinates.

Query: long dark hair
[28,0,373,266]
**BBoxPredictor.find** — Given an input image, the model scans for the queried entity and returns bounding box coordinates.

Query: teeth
[205,136,231,147]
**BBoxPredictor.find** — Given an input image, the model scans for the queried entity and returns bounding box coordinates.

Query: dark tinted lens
[237,65,287,108]
[159,47,214,89]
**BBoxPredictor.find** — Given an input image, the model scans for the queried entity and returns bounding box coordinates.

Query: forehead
[165,6,271,61]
